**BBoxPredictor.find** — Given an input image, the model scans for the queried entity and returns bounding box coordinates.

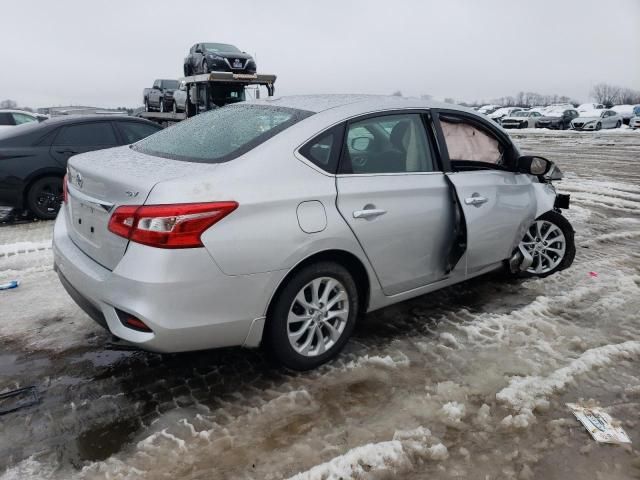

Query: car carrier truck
[138,71,276,126]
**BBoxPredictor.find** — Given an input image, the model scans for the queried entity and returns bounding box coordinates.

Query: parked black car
[535,108,579,130]
[0,116,161,219]
[183,43,257,76]
[143,79,180,112]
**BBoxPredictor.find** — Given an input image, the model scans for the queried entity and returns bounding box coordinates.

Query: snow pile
[345,352,410,370]
[497,341,640,412]
[439,401,466,427]
[0,240,51,257]
[287,427,447,480]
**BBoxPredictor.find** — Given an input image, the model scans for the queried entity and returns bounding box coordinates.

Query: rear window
[132,104,313,163]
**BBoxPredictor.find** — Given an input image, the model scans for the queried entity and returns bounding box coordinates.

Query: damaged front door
[433,112,538,275]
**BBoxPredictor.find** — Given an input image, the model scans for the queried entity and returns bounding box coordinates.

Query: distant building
[37,106,128,116]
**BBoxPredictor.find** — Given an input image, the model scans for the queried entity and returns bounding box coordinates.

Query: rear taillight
[62,174,68,203]
[108,202,237,248]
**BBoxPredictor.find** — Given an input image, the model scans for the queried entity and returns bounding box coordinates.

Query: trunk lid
[65,145,216,270]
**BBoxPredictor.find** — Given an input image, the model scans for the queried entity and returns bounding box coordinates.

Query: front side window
[440,117,505,166]
[54,122,118,146]
[133,104,313,163]
[340,114,435,174]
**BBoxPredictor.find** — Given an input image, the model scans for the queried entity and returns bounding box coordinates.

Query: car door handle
[56,149,77,155]
[464,195,488,206]
[353,208,387,219]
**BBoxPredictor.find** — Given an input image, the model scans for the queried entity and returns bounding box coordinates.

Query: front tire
[596,122,602,131]
[26,176,63,220]
[518,211,575,277]
[616,120,621,128]
[265,262,359,371]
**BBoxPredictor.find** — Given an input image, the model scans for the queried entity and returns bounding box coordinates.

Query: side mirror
[516,155,552,176]
[153,85,161,90]
[195,48,202,53]
[350,137,371,151]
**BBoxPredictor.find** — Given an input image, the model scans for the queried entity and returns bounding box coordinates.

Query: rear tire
[265,262,359,371]
[26,176,63,220]
[515,211,575,278]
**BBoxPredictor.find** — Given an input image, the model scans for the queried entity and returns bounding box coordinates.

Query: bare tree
[0,99,18,109]
[616,87,640,105]
[591,83,620,106]
[391,90,403,97]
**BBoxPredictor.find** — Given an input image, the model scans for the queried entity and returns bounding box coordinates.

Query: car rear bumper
[52,207,283,352]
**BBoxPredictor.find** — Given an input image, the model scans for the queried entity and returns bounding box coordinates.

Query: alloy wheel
[519,220,566,274]
[34,181,63,217]
[287,277,349,357]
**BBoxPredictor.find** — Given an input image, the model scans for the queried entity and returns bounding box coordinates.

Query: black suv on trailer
[183,43,257,76]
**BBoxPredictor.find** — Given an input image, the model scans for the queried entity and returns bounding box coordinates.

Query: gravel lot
[1,130,639,480]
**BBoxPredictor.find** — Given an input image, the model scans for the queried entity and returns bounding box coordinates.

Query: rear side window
[117,121,161,144]
[133,104,313,163]
[440,117,504,165]
[54,122,118,146]
[299,124,344,173]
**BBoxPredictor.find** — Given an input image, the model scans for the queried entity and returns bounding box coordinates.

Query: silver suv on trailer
[53,95,575,370]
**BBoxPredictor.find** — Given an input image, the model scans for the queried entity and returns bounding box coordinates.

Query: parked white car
[500,110,543,129]
[570,109,623,131]
[577,103,604,113]
[488,107,525,123]
[477,104,500,115]
[611,105,635,125]
[0,110,47,131]
[630,105,640,129]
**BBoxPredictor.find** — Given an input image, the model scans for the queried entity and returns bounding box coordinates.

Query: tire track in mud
[2,132,640,479]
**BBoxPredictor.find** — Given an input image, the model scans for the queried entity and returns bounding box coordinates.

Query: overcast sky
[1,0,638,108]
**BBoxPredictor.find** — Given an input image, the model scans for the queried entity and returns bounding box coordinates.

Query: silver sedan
[53,95,575,370]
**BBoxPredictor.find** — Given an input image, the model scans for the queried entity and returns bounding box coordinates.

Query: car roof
[41,114,150,125]
[0,109,39,115]
[248,94,475,116]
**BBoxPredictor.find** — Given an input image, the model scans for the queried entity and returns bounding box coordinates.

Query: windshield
[161,80,179,89]
[132,104,313,163]
[203,43,241,53]
[512,111,529,117]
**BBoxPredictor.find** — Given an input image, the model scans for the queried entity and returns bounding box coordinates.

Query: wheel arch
[265,249,371,323]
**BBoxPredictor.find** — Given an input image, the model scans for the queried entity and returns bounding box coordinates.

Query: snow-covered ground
[1,130,639,479]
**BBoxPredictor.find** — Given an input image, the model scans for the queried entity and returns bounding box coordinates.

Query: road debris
[0,280,20,290]
[567,403,632,444]
[0,386,40,415]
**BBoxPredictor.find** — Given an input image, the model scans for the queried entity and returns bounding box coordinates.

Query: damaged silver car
[53,95,575,370]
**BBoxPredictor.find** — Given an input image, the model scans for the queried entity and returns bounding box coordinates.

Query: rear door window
[116,121,162,144]
[53,122,119,146]
[0,112,15,126]
[340,114,435,174]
